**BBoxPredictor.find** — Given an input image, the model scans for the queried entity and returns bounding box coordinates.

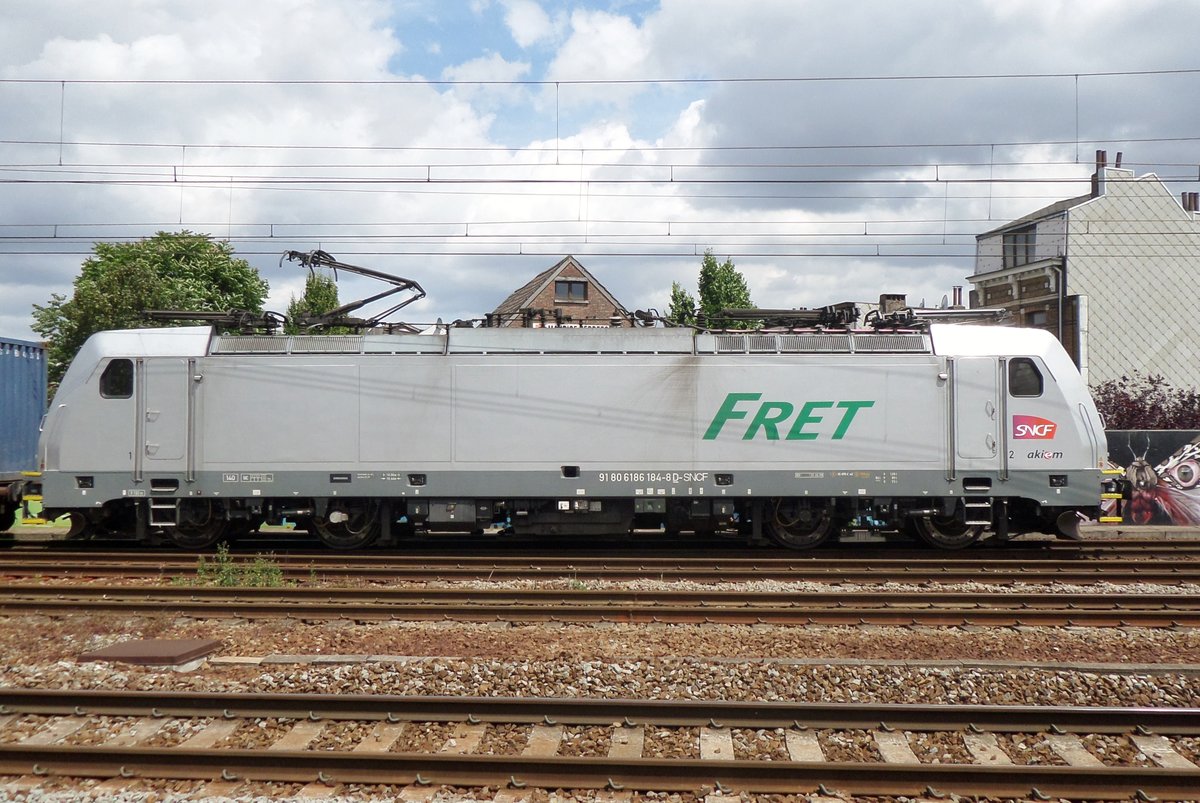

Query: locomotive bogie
[33,323,1107,549]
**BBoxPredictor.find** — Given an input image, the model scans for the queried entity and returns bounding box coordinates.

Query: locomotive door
[951,357,999,469]
[139,358,191,471]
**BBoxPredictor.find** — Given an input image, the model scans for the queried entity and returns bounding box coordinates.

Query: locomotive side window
[1009,358,1043,397]
[99,358,133,398]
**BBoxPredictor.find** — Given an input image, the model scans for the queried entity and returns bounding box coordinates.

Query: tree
[666,249,754,328]
[32,232,268,387]
[1091,373,1200,429]
[666,281,696,326]
[697,249,753,323]
[285,271,345,334]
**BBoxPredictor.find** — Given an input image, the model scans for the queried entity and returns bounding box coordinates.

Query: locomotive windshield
[1009,358,1043,397]
[99,358,133,399]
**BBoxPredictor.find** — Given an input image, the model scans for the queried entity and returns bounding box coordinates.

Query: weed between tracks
[173,543,289,588]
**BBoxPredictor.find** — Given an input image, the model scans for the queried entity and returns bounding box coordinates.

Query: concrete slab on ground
[77,638,222,666]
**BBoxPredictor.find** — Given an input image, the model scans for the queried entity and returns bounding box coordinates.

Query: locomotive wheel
[911,514,983,549]
[64,512,91,539]
[312,500,380,550]
[172,500,228,550]
[1053,510,1083,540]
[765,498,835,549]
[0,506,15,533]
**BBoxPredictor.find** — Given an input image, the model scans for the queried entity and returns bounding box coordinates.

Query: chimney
[1114,151,1123,168]
[1193,192,1200,213]
[952,286,963,307]
[878,293,907,314]
[1092,150,1109,198]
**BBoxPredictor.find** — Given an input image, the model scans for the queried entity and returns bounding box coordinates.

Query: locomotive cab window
[99,358,133,399]
[1009,358,1043,397]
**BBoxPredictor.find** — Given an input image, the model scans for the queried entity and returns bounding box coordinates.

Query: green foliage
[181,543,288,587]
[668,249,755,329]
[1091,372,1200,429]
[666,281,696,325]
[284,271,347,334]
[697,249,753,324]
[32,232,268,388]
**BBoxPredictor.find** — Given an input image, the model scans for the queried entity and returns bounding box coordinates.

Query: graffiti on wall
[1105,430,1200,525]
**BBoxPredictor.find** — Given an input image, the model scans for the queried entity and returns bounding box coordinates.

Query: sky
[1,0,1198,340]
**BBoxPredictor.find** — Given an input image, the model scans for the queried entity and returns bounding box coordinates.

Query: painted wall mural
[1105,430,1200,525]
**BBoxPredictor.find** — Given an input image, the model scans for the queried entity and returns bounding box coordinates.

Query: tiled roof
[491,255,629,317]
[977,192,1094,238]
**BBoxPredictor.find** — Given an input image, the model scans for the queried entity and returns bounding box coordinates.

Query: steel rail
[2,556,1200,584]
[2,692,1197,797]
[6,544,1200,566]
[6,537,1200,556]
[1,743,1198,798]
[2,583,1197,611]
[1,591,1196,626]
[3,689,1199,733]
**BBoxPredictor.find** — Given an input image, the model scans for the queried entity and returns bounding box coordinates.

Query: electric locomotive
[29,320,1106,549]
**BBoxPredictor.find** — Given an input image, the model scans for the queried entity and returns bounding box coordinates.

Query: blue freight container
[0,337,47,476]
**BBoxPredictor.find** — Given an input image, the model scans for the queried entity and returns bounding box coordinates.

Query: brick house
[968,152,1200,388]
[489,256,631,327]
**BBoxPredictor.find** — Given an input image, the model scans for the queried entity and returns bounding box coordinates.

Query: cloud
[546,9,650,82]
[2,0,1199,347]
[441,52,532,108]
[501,0,557,48]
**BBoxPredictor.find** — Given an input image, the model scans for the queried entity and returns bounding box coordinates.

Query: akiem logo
[1013,415,1057,440]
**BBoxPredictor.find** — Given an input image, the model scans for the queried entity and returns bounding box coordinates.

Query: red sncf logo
[1013,415,1057,439]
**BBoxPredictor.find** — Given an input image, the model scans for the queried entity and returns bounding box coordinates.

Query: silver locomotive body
[35,323,1106,549]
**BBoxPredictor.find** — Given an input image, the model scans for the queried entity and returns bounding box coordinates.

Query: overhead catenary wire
[1,69,1196,277]
[3,66,1198,85]
[1,245,1195,260]
[3,133,1200,157]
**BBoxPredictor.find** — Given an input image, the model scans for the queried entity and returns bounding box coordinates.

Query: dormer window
[555,280,588,302]
[1003,225,1036,268]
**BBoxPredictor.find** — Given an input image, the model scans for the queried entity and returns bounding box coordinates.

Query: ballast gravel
[1,569,1199,802]
[0,614,1198,711]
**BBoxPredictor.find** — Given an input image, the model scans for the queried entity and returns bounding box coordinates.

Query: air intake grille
[211,336,288,354]
[715,335,747,353]
[747,335,779,353]
[778,334,853,352]
[851,334,929,352]
[211,335,365,354]
[290,336,365,353]
[711,332,927,354]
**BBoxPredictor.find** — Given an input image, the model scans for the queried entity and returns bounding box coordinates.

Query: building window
[1003,225,1036,268]
[555,280,588,302]
[1026,310,1048,327]
[100,358,133,399]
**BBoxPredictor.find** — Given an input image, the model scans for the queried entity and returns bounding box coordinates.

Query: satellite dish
[939,294,949,309]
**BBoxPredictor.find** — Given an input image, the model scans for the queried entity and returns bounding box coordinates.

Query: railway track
[3,584,1198,627]
[6,536,1200,558]
[4,547,1200,584]
[0,690,1197,799]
